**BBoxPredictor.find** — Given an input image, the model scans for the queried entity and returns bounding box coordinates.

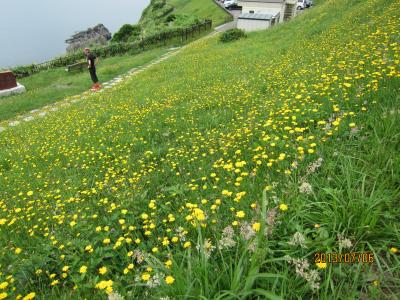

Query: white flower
[288,232,308,248]
[299,182,313,194]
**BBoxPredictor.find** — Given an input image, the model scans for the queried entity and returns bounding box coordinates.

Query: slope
[0,0,399,299]
[139,0,230,34]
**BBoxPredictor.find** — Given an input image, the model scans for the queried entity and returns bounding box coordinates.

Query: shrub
[219,29,246,43]
[152,0,167,10]
[165,14,176,23]
[111,24,141,43]
[12,64,37,78]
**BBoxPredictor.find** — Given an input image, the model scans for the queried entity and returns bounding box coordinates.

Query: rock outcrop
[66,24,112,53]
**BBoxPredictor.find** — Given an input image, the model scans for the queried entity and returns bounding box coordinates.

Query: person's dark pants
[89,67,99,84]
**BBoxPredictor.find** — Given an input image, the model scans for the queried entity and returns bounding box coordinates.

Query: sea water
[0,0,150,68]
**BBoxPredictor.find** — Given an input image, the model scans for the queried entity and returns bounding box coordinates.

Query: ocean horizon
[0,0,150,69]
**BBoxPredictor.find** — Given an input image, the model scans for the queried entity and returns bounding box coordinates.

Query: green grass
[0,48,169,122]
[140,0,231,34]
[0,0,399,299]
[169,0,230,26]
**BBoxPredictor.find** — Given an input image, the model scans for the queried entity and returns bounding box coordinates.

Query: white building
[237,13,279,32]
[237,0,297,31]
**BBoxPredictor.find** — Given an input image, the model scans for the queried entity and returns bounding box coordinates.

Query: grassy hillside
[169,0,230,25]
[0,0,399,299]
[0,48,169,122]
[139,0,231,35]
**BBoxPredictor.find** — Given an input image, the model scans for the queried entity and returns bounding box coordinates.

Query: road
[213,1,242,32]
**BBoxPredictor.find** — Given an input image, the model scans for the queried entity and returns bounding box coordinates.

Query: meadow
[0,0,399,299]
[0,48,169,122]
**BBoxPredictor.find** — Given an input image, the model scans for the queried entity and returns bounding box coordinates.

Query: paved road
[213,1,241,32]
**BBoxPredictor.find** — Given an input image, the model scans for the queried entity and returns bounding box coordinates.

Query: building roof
[238,13,274,20]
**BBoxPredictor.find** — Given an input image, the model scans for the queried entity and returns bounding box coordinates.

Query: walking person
[84,48,101,91]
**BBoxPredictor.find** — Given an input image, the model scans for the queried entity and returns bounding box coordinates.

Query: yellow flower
[252,222,261,232]
[103,238,111,245]
[99,266,107,275]
[106,286,113,294]
[222,190,233,196]
[165,276,175,284]
[192,208,206,221]
[390,247,398,254]
[349,122,356,128]
[0,282,8,290]
[35,269,42,275]
[236,211,245,218]
[152,247,158,253]
[0,293,8,300]
[15,248,22,254]
[141,273,151,281]
[79,266,87,274]
[62,266,69,272]
[316,262,327,269]
[279,204,288,211]
[50,280,59,286]
[27,191,33,196]
[119,219,125,225]
[22,292,36,300]
[165,260,173,268]
[0,219,6,225]
[183,241,191,249]
[96,280,113,292]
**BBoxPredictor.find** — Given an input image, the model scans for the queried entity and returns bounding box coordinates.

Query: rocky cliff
[65,24,112,53]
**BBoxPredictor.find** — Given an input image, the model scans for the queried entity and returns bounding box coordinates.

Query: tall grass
[0,0,399,299]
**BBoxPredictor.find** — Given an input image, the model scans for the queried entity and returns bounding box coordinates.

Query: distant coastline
[0,0,150,69]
